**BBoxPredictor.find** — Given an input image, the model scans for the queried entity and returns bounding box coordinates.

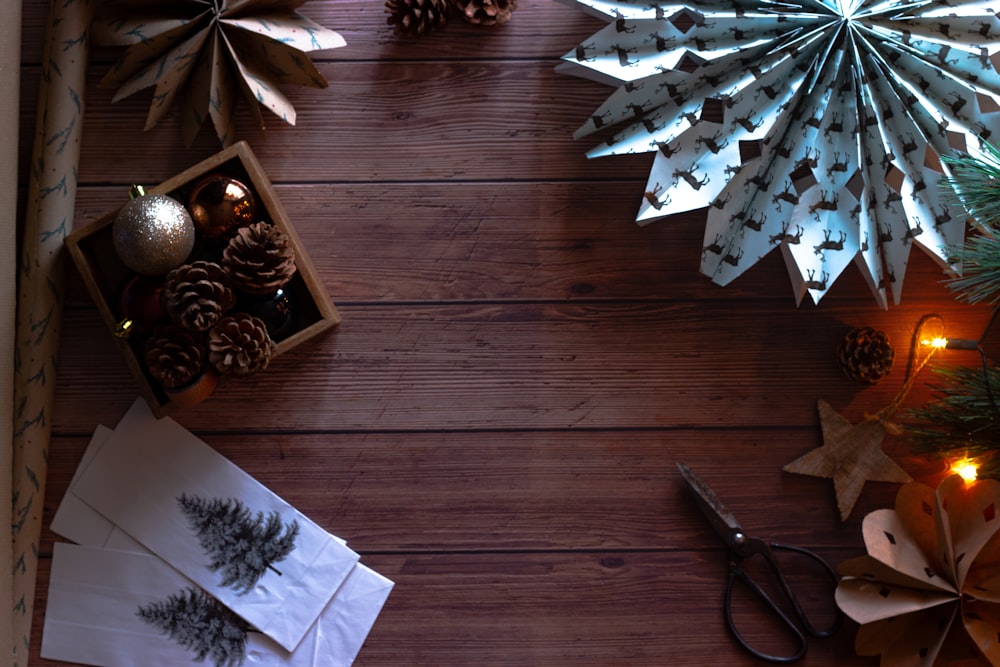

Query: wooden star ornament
[783,400,911,522]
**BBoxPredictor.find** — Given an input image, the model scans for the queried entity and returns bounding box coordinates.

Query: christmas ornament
[112,187,195,275]
[556,0,994,306]
[187,174,256,239]
[786,316,944,519]
[162,261,236,332]
[92,0,347,146]
[208,312,275,376]
[784,400,912,522]
[240,288,295,341]
[116,274,166,338]
[454,0,518,25]
[221,221,297,295]
[836,474,1000,666]
[837,327,895,385]
[385,0,450,35]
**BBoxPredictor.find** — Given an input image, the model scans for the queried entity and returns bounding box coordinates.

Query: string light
[950,457,980,483]
[895,316,993,484]
[914,314,997,418]
[923,336,948,350]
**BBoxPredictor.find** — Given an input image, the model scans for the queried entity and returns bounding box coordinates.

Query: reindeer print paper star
[557,0,1000,306]
[783,399,911,521]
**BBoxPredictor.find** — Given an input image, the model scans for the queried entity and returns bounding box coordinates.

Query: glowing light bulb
[922,336,949,349]
[951,457,979,483]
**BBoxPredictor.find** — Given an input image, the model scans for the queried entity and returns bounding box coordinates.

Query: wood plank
[57,59,638,184]
[67,184,977,304]
[37,431,940,555]
[53,299,993,433]
[33,428,900,666]
[21,1,606,65]
[29,548,872,667]
[21,0,988,664]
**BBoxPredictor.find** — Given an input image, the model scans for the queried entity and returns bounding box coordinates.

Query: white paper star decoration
[93,0,346,146]
[557,0,1000,306]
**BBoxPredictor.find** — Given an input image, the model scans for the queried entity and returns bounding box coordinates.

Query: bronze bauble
[187,174,256,239]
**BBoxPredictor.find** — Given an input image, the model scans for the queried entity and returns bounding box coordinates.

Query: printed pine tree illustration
[177,493,300,594]
[136,586,251,667]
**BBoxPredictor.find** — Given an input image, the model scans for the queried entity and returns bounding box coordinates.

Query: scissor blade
[677,462,743,545]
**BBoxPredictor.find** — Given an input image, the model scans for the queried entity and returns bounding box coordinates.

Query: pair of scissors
[677,462,842,663]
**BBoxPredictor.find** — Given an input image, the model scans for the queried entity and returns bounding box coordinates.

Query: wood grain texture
[22,0,994,665]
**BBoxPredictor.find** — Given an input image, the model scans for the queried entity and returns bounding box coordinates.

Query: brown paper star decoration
[836,475,1000,666]
[92,0,346,146]
[783,400,912,522]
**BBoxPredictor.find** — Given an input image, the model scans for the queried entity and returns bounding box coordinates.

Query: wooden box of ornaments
[66,141,340,417]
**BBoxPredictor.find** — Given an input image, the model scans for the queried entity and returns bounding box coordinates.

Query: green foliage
[903,145,1000,478]
[942,143,1000,304]
[136,586,250,667]
[906,365,1000,480]
[177,494,300,595]
[945,231,1000,305]
[942,141,1000,228]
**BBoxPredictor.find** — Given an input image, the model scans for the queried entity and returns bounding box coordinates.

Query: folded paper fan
[556,0,1000,307]
[836,475,1000,666]
[93,0,346,146]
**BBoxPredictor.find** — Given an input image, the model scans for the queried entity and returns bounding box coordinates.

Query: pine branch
[940,143,1000,304]
[946,231,1000,304]
[941,141,1000,228]
[903,365,1000,479]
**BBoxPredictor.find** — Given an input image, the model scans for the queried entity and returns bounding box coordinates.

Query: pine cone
[452,0,518,25]
[144,325,207,389]
[837,327,894,384]
[386,0,449,35]
[221,221,297,295]
[208,313,276,376]
[163,261,236,331]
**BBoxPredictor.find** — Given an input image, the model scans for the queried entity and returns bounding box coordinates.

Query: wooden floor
[22,2,997,665]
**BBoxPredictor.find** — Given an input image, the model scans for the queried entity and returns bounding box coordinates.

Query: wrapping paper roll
[0,1,21,661]
[11,1,93,663]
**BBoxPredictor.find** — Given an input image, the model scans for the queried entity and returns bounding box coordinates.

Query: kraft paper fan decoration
[836,474,1000,665]
[556,0,1000,307]
[93,0,347,146]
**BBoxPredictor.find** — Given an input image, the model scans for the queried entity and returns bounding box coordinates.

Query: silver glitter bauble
[112,191,196,275]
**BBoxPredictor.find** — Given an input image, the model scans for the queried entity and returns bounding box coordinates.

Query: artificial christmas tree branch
[907,364,1000,480]
[894,145,1000,480]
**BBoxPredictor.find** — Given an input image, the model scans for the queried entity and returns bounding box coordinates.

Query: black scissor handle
[723,541,842,663]
[767,543,842,639]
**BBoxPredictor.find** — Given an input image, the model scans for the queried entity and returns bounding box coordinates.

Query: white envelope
[69,398,361,652]
[45,412,393,666]
[50,425,142,551]
[42,543,392,667]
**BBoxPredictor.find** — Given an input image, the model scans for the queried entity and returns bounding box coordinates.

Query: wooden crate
[66,141,340,417]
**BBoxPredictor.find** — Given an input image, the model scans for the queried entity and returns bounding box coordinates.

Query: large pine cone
[221,221,297,295]
[208,313,276,376]
[837,327,894,384]
[163,261,236,331]
[452,0,518,25]
[386,0,449,35]
[144,325,207,390]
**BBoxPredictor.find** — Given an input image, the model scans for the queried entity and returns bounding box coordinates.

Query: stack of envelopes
[42,399,392,667]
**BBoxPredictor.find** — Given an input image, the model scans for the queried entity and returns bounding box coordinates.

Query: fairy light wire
[875,314,946,425]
